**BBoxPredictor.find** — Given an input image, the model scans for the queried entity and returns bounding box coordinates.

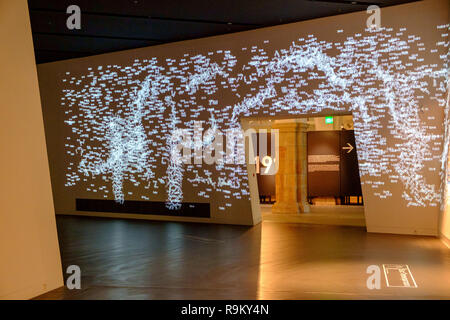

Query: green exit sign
[325,116,334,124]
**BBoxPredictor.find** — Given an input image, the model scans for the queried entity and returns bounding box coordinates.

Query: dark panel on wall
[76,199,211,218]
[307,131,341,197]
[340,130,362,196]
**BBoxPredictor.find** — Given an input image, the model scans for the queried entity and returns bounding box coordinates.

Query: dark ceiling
[28,0,417,64]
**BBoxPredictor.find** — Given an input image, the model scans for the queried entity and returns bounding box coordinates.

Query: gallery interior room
[0,0,449,301]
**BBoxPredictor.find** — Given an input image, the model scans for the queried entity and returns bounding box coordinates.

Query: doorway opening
[249,115,366,227]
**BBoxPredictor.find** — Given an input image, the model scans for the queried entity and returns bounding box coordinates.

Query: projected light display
[59,23,448,212]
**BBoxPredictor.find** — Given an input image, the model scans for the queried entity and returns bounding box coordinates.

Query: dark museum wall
[37,0,449,235]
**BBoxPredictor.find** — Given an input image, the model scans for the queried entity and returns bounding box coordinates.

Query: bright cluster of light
[61,25,449,210]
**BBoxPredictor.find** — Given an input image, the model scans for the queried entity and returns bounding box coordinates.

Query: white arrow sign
[342,143,354,153]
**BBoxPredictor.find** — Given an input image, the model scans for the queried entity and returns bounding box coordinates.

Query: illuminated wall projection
[38,0,449,233]
[441,98,450,240]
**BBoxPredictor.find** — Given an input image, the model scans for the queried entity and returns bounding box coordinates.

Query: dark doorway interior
[307,129,363,205]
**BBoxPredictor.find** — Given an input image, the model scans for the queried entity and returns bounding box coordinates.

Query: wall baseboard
[367,226,438,236]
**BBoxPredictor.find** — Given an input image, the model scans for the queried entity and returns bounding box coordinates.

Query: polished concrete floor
[36,215,450,300]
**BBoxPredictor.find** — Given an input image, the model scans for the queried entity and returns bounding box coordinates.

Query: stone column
[297,122,310,213]
[272,122,300,214]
